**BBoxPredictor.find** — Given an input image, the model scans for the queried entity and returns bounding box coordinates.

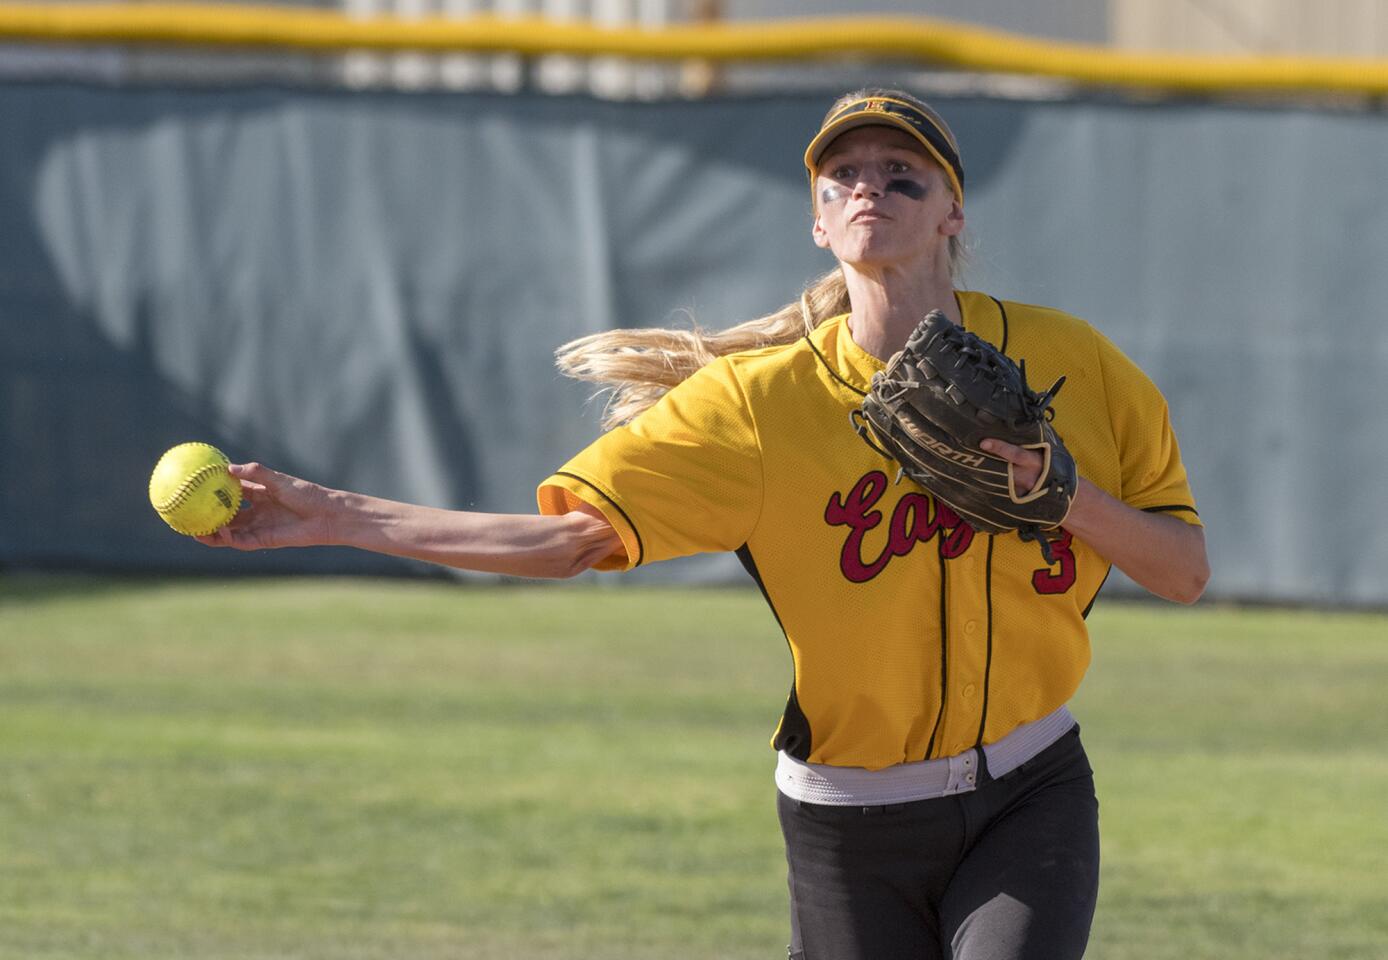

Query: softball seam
[152,460,229,512]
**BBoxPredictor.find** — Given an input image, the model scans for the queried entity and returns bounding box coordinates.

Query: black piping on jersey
[973,534,996,751]
[1081,566,1112,620]
[803,335,868,398]
[922,549,948,761]
[735,544,813,761]
[1142,504,1201,518]
[552,471,645,567]
[988,296,1011,353]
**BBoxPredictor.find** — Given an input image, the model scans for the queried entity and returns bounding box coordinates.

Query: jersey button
[962,683,976,699]
[964,620,978,635]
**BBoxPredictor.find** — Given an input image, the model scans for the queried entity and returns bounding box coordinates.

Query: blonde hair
[557,87,966,430]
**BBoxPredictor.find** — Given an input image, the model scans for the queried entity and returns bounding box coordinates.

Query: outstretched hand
[196,463,338,551]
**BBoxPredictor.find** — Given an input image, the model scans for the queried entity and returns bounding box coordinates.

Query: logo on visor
[864,99,887,112]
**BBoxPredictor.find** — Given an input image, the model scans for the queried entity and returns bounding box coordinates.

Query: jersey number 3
[1031,530,1077,595]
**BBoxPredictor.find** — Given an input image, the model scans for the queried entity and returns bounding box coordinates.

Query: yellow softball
[148,442,243,536]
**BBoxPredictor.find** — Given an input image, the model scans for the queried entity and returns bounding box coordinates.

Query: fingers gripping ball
[149,442,243,536]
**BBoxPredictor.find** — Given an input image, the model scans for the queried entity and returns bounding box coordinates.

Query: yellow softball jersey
[538,291,1200,771]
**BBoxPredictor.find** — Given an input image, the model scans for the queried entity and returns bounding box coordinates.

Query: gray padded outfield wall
[1,84,1384,605]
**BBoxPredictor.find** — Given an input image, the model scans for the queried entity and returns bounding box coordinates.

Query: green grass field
[2,575,1386,959]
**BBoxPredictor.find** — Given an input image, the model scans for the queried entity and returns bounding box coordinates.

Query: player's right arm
[197,462,623,580]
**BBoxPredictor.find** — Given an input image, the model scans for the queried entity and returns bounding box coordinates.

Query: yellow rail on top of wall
[4,4,1388,96]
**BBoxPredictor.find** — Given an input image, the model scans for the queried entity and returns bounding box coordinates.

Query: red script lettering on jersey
[825,470,975,582]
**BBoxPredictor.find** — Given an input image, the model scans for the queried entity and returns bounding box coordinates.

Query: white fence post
[589,0,673,99]
[341,0,388,88]
[391,0,437,89]
[489,0,530,92]
[440,0,490,89]
[536,0,587,94]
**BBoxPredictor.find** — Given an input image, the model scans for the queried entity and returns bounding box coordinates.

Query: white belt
[775,705,1076,806]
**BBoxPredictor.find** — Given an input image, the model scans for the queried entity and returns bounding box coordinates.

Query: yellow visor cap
[804,96,964,205]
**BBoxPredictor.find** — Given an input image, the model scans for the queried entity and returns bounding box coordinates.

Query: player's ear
[937,167,965,238]
[939,199,965,238]
[812,212,832,249]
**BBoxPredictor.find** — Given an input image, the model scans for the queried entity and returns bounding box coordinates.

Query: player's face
[810,126,964,270]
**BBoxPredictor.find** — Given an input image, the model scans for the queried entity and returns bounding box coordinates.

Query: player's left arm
[981,324,1210,604]
[1069,486,1208,604]
[989,438,1209,604]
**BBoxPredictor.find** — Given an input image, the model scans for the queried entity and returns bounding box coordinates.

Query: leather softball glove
[852,310,1077,563]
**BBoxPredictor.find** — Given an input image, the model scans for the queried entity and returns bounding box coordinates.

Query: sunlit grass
[2,576,1385,959]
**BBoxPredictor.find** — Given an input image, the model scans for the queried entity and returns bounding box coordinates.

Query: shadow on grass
[0,570,212,607]
[0,567,543,610]
[0,574,179,604]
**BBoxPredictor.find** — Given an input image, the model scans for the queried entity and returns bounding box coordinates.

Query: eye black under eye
[885,179,928,200]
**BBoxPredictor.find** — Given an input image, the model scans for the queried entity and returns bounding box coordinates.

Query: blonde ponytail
[556,268,851,430]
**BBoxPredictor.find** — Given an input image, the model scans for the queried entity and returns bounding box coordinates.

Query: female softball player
[200,88,1209,959]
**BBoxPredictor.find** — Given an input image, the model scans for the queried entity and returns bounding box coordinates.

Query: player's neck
[843,262,960,361]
